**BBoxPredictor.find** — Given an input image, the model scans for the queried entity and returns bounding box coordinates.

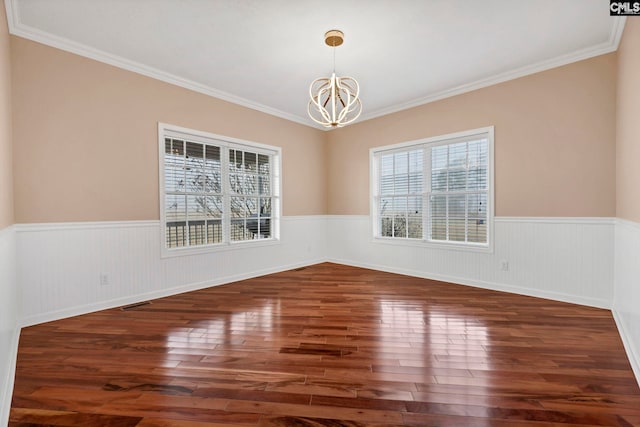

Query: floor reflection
[165,301,276,355]
[378,298,492,417]
[378,300,489,362]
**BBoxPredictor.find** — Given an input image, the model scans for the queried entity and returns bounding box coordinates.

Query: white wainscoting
[16,216,327,327]
[0,225,18,427]
[15,215,618,328]
[326,216,615,309]
[613,218,640,382]
[9,214,640,400]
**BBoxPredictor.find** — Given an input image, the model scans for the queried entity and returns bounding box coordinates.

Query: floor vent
[294,267,307,271]
[120,301,152,311]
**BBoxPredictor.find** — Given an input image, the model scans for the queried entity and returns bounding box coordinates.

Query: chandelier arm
[309,78,330,98]
[317,87,334,123]
[310,84,327,106]
[308,101,333,127]
[339,99,362,125]
[337,88,361,122]
[340,84,352,111]
[340,77,360,98]
[337,98,351,122]
[322,95,330,109]
[335,78,348,110]
[308,102,332,127]
[336,91,347,108]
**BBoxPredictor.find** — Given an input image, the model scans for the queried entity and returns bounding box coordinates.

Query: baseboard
[21,257,326,327]
[0,327,20,427]
[327,257,611,309]
[612,309,640,387]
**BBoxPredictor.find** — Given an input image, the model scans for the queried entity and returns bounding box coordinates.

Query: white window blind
[160,124,280,254]
[379,149,423,239]
[372,127,493,248]
[228,148,272,241]
[429,138,488,244]
[164,138,223,248]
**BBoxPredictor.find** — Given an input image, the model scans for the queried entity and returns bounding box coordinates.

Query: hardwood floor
[10,263,640,426]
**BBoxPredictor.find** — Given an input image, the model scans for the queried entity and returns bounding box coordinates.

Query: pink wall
[9,33,620,222]
[11,37,327,223]
[327,54,617,217]
[616,18,640,223]
[0,0,13,229]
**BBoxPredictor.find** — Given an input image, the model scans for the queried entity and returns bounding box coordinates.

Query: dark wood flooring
[10,263,640,426]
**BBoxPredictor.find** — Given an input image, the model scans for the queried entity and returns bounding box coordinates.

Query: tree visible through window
[379,149,423,239]
[160,124,280,253]
[228,149,272,241]
[372,127,493,247]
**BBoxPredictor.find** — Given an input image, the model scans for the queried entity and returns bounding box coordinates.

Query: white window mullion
[221,146,231,245]
[423,147,430,241]
[445,145,450,242]
[444,194,449,242]
[404,196,409,239]
[181,140,190,247]
[375,154,381,237]
[464,192,469,243]
[272,151,280,240]
[275,153,279,238]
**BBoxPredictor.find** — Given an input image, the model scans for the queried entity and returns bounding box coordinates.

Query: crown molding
[359,17,627,123]
[5,1,626,131]
[610,15,628,48]
[4,0,319,129]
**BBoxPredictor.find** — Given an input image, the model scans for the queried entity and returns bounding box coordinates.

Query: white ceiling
[5,0,625,129]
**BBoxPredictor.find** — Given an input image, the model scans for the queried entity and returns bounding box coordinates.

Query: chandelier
[308,30,362,128]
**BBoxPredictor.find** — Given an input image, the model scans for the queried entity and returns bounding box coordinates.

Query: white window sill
[371,236,493,253]
[161,238,280,258]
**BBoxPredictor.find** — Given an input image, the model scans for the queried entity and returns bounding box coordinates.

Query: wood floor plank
[9,407,143,426]
[9,263,640,426]
[136,419,248,427]
[226,399,405,424]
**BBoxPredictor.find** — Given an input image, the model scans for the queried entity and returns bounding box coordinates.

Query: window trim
[158,123,281,258]
[370,126,494,253]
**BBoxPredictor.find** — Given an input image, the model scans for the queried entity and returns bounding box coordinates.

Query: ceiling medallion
[308,30,362,128]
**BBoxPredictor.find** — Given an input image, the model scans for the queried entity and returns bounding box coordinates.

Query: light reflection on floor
[378,298,492,416]
[165,302,276,354]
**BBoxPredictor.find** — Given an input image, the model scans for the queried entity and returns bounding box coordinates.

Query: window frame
[370,126,494,252]
[158,123,281,258]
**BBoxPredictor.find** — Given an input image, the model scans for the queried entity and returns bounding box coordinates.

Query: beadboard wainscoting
[0,225,18,427]
[613,218,640,382]
[326,216,615,309]
[11,214,640,391]
[16,216,327,327]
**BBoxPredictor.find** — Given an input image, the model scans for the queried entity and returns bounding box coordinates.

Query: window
[159,123,280,255]
[371,127,493,249]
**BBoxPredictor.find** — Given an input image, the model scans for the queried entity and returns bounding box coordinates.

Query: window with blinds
[379,149,424,239]
[228,149,272,242]
[372,127,493,248]
[159,124,280,255]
